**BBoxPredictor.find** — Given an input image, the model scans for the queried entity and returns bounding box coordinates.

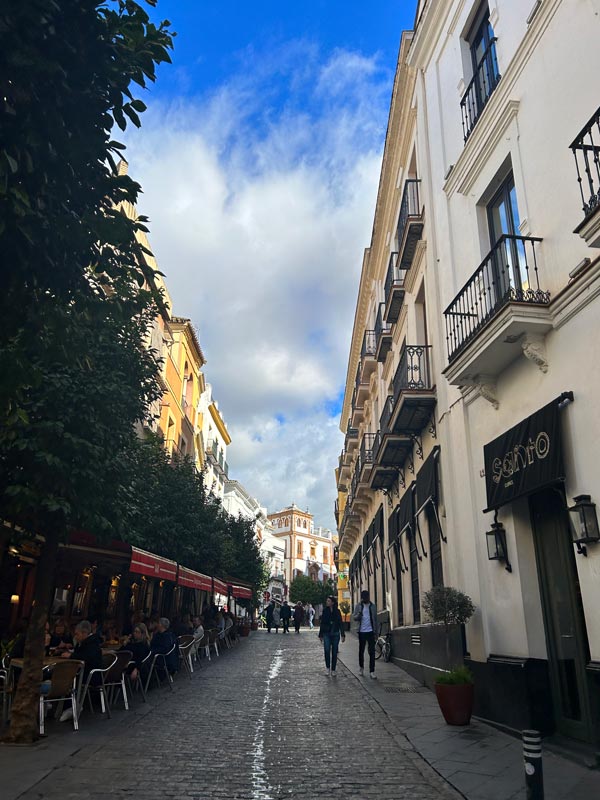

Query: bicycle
[375,626,392,662]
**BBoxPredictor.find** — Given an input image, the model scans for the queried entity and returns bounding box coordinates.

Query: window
[297,541,303,558]
[486,173,528,299]
[323,547,328,562]
[461,5,500,139]
[428,504,444,588]
[409,529,421,624]
[310,545,316,559]
[303,519,307,528]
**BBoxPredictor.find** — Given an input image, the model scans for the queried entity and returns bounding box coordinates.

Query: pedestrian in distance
[272,602,281,633]
[265,600,275,633]
[293,601,305,633]
[280,600,292,633]
[319,596,345,676]
[353,589,378,679]
[306,603,315,630]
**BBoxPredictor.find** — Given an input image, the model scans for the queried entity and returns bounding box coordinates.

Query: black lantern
[568,494,600,548]
[486,515,512,573]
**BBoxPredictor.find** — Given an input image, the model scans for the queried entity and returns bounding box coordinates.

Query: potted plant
[339,600,351,631]
[422,586,476,726]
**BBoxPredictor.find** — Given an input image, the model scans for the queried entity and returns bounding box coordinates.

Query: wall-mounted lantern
[486,514,512,573]
[568,494,600,555]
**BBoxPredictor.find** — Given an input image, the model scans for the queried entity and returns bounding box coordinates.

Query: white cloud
[126,42,392,528]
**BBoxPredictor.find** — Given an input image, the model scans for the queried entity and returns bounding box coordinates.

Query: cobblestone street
[3,631,459,800]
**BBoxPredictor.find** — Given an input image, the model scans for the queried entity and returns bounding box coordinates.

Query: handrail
[570,106,600,219]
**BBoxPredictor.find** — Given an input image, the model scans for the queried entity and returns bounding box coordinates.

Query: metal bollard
[523,729,544,800]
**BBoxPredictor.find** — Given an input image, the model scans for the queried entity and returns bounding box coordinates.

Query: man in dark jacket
[352,590,378,679]
[265,600,275,633]
[293,602,305,634]
[280,601,292,633]
[59,619,103,721]
[150,617,179,675]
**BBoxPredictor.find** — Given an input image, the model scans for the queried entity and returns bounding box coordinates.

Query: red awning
[178,566,212,592]
[212,577,229,596]
[232,585,253,600]
[130,547,177,581]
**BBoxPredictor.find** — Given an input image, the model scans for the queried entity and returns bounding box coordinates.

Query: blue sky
[130,1,417,529]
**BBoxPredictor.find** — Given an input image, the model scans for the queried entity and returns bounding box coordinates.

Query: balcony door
[469,7,499,115]
[487,174,528,302]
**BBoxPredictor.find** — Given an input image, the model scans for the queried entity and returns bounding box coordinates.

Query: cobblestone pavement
[10,630,461,800]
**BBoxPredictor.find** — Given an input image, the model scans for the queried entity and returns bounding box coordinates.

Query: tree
[0,1,173,743]
[289,575,336,607]
[422,586,476,669]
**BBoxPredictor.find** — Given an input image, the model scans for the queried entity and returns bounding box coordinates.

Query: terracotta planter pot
[250,621,258,631]
[434,682,474,726]
[240,625,250,637]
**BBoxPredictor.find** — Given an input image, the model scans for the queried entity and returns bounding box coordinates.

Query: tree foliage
[289,575,336,607]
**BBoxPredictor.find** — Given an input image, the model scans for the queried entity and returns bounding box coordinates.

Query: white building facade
[198,383,231,499]
[338,0,600,748]
[268,505,337,589]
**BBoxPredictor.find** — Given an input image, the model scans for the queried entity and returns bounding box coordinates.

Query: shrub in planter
[434,666,475,726]
[339,600,351,631]
[423,586,476,726]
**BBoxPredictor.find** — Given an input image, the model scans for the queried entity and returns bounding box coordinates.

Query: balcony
[345,422,359,453]
[358,434,375,483]
[375,303,393,363]
[358,331,377,382]
[350,387,364,428]
[370,395,415,491]
[443,236,552,384]
[383,252,407,324]
[388,344,436,434]
[572,106,600,247]
[460,39,500,141]
[396,179,424,271]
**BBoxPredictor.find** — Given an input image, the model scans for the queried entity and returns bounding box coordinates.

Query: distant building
[268,504,337,588]
[198,384,231,499]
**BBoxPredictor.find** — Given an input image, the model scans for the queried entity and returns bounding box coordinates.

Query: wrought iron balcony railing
[375,303,392,362]
[359,433,376,472]
[444,235,548,362]
[460,38,500,141]
[361,330,377,360]
[380,395,395,433]
[571,106,600,221]
[392,344,433,400]
[346,420,358,438]
[397,179,422,264]
[384,252,407,324]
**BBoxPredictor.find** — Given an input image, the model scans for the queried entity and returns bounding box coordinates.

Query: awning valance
[484,395,570,511]
[213,577,229,596]
[416,446,440,515]
[130,547,177,581]
[232,585,253,600]
[178,566,212,592]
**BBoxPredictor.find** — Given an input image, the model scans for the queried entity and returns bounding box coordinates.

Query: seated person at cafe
[59,619,103,722]
[192,616,204,640]
[89,614,105,644]
[120,622,150,681]
[150,617,179,676]
[49,618,73,652]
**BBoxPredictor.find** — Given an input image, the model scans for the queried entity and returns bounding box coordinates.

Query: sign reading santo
[492,431,551,488]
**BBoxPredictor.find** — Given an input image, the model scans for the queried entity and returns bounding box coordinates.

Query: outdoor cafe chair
[196,632,210,662]
[1,661,14,724]
[142,645,176,694]
[208,629,220,658]
[78,652,116,718]
[38,659,84,736]
[177,635,195,679]
[102,650,132,711]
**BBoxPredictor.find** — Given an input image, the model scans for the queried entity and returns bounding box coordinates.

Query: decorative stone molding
[476,380,499,409]
[521,334,548,373]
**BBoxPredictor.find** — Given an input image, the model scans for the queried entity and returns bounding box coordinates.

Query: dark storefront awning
[130,546,177,581]
[484,394,572,511]
[416,446,440,515]
[177,566,212,592]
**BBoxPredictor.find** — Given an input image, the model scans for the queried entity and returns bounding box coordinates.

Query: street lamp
[568,494,600,555]
[485,515,512,573]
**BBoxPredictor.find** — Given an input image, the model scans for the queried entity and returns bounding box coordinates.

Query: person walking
[280,600,292,633]
[265,600,275,633]
[293,601,305,633]
[306,603,315,630]
[353,590,378,679]
[272,602,281,633]
[319,596,345,676]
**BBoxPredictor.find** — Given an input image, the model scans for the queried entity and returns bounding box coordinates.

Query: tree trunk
[0,525,11,572]
[2,533,59,744]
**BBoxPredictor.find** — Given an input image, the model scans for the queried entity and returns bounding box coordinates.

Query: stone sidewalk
[338,639,600,800]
